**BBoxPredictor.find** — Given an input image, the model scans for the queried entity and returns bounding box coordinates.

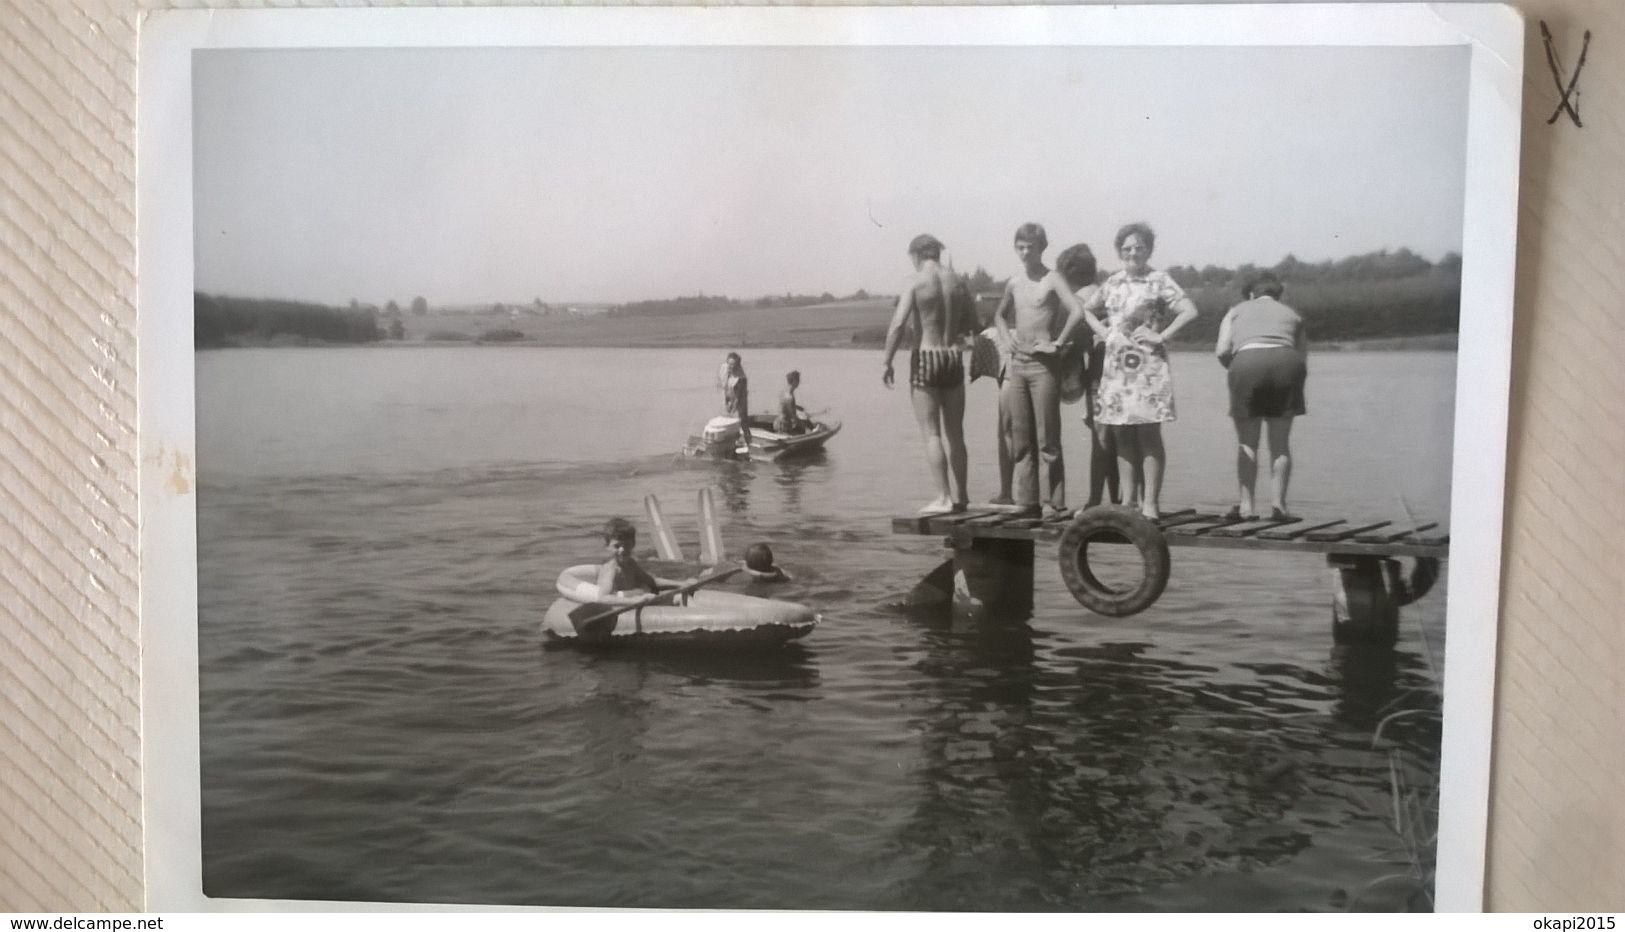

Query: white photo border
[139,3,1523,912]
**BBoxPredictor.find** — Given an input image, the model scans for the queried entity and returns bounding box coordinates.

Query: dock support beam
[916,539,1027,620]
[952,538,1035,621]
[1328,555,1402,645]
[905,538,1034,621]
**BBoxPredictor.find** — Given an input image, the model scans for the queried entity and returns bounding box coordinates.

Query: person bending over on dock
[717,352,752,452]
[1084,222,1200,520]
[1055,242,1121,508]
[775,370,811,435]
[993,223,1104,519]
[882,233,975,516]
[595,517,677,603]
[1215,271,1307,520]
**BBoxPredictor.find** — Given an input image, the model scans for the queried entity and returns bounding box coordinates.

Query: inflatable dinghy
[543,564,818,645]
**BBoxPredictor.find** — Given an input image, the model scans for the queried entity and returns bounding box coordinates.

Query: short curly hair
[1055,243,1098,290]
[908,233,944,260]
[1243,271,1285,300]
[602,517,637,544]
[1113,222,1156,253]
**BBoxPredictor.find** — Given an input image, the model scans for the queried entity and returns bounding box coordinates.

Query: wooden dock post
[950,538,1034,620]
[1328,555,1401,644]
[893,506,1446,638]
[903,538,1035,621]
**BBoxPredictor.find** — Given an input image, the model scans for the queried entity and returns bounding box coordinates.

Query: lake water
[196,346,1454,910]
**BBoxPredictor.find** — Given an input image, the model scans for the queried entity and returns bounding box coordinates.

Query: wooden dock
[892,504,1447,639]
[892,507,1449,559]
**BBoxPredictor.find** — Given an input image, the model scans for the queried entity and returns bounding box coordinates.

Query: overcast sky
[193,44,1469,306]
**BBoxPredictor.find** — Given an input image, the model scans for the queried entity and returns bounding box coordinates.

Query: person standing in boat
[992,223,1102,519]
[1214,271,1307,520]
[882,233,975,516]
[717,352,752,452]
[775,370,810,436]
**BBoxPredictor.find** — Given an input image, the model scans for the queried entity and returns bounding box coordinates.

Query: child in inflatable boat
[596,517,686,604]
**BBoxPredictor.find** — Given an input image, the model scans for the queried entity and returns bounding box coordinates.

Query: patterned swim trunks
[910,348,964,390]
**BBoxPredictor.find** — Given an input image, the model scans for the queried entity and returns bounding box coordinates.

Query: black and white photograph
[138,5,1521,913]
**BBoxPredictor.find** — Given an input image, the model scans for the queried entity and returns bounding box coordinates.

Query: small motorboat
[543,564,819,645]
[685,413,841,461]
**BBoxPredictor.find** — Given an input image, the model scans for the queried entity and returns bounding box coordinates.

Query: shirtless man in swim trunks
[882,233,973,516]
[993,223,1105,518]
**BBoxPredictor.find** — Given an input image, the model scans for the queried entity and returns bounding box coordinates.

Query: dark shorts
[1227,346,1307,418]
[910,348,964,390]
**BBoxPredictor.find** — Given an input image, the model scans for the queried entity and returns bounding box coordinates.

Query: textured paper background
[0,0,1618,912]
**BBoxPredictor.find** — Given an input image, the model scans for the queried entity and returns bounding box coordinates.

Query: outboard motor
[701,415,740,446]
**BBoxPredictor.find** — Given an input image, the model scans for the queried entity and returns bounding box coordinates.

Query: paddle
[566,564,745,639]
[643,493,684,562]
[697,487,724,567]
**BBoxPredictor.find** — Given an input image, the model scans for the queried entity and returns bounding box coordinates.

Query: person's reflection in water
[892,595,1335,909]
[1327,641,1441,747]
[715,459,751,514]
[892,604,1061,907]
[545,642,820,908]
[1327,643,1403,732]
[630,642,820,691]
[562,656,656,814]
[771,450,827,515]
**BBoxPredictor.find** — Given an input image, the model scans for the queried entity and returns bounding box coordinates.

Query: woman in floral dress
[1083,223,1200,519]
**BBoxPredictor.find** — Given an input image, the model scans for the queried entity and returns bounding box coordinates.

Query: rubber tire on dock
[1057,506,1171,617]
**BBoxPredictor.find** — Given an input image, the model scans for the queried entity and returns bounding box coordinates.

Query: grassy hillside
[518,297,896,348]
[195,249,1461,351]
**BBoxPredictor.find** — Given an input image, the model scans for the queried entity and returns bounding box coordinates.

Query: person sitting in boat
[742,542,792,584]
[774,370,812,435]
[717,352,752,451]
[595,517,680,604]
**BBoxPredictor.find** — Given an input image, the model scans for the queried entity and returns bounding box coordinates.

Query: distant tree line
[606,295,743,318]
[850,248,1461,347]
[1164,248,1457,290]
[195,294,382,348]
[1163,249,1460,345]
[195,248,1459,348]
[606,288,881,318]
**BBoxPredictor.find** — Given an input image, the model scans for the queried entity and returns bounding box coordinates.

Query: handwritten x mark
[1540,21,1591,127]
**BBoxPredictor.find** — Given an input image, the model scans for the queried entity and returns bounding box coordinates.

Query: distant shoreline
[201,332,1459,352]
[197,265,1464,354]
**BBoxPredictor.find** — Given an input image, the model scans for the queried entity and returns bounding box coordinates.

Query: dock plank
[1414,524,1451,547]
[1157,511,1215,530]
[1168,515,1251,536]
[891,507,1448,558]
[932,510,1005,533]
[1355,521,1439,544]
[1305,520,1392,542]
[1256,518,1348,541]
[1209,516,1300,538]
